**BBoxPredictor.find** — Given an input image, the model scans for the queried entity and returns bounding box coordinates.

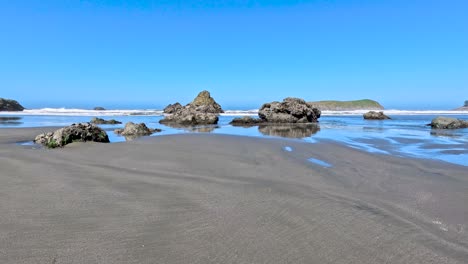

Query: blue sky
[0,0,467,109]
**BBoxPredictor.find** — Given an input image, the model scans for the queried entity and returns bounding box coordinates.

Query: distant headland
[454,100,468,111]
[307,99,384,111]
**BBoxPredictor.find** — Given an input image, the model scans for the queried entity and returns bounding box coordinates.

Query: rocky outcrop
[163,102,183,114]
[429,117,468,129]
[0,98,24,111]
[160,108,218,125]
[187,90,224,113]
[160,90,222,125]
[90,117,122,125]
[454,101,468,111]
[229,116,263,126]
[258,97,321,123]
[114,122,161,136]
[93,107,106,111]
[363,111,391,120]
[34,123,109,148]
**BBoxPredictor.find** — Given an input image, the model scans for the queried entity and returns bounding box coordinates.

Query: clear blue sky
[1,0,467,109]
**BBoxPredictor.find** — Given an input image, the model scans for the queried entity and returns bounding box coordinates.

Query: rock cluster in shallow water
[160,90,222,125]
[90,117,122,125]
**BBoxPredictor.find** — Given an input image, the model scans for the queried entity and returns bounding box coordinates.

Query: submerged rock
[429,117,468,129]
[90,117,122,125]
[114,122,161,136]
[163,102,183,114]
[93,107,106,111]
[258,97,321,123]
[363,111,391,120]
[0,98,24,111]
[229,116,263,126]
[34,123,109,148]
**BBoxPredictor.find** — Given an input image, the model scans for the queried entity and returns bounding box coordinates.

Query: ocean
[1,108,468,166]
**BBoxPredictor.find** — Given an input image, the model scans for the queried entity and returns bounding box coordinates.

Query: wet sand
[1,128,468,263]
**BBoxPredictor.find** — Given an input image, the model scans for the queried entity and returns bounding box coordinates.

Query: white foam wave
[0,108,163,116]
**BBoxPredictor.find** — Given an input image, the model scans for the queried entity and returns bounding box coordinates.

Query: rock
[90,117,122,125]
[258,97,321,123]
[160,108,219,125]
[0,98,25,111]
[163,102,183,114]
[114,122,161,136]
[363,111,391,120]
[34,123,109,148]
[230,116,263,126]
[160,90,222,125]
[93,107,106,111]
[258,124,320,138]
[429,117,468,129]
[187,90,224,113]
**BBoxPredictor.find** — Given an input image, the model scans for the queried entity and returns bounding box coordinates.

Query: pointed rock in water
[160,90,222,125]
[430,117,468,129]
[114,122,161,136]
[34,123,109,148]
[90,117,122,125]
[0,98,25,111]
[363,111,391,120]
[163,102,183,114]
[188,90,224,113]
[258,97,321,123]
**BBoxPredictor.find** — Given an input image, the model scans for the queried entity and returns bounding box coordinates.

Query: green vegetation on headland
[307,99,384,111]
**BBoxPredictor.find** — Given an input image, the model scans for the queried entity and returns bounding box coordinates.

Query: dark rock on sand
[34,123,109,148]
[93,107,106,111]
[160,90,222,125]
[363,111,391,120]
[114,122,161,136]
[258,124,320,138]
[230,116,263,126]
[429,117,468,129]
[258,97,321,123]
[0,98,25,111]
[163,102,183,114]
[90,117,122,125]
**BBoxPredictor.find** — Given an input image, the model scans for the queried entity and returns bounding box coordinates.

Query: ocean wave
[1,108,467,116]
[0,108,164,116]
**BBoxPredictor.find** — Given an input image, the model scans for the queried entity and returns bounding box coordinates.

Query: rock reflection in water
[0,116,22,125]
[161,122,219,133]
[258,124,320,138]
[430,129,464,139]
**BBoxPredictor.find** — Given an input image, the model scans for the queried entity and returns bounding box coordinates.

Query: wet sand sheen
[0,128,467,263]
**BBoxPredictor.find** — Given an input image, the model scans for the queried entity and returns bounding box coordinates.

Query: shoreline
[1,129,468,263]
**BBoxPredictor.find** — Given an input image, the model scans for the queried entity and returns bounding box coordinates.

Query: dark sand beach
[1,128,468,263]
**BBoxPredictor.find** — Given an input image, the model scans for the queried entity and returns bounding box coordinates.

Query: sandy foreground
[1,128,468,264]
